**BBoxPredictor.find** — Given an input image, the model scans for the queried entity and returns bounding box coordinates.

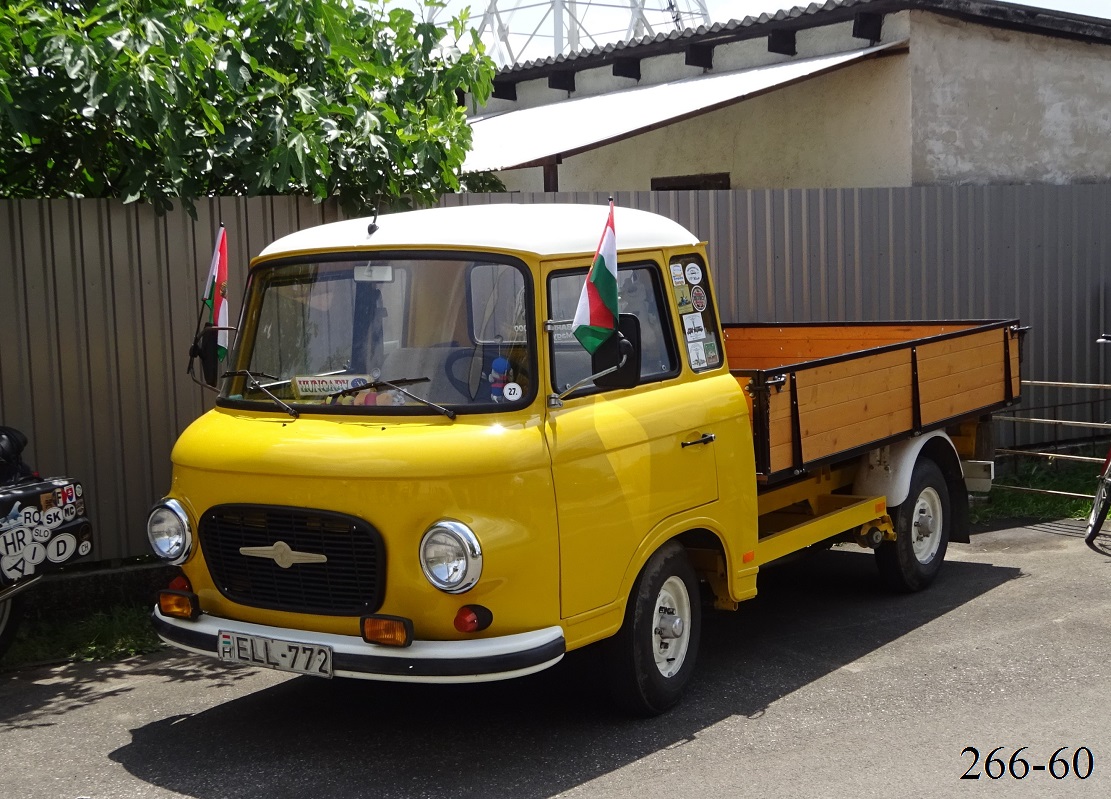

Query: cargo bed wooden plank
[724,320,1023,485]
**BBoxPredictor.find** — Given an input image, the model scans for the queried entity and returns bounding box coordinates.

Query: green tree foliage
[0,0,497,214]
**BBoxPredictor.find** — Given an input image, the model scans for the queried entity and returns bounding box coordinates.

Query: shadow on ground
[49,547,1023,799]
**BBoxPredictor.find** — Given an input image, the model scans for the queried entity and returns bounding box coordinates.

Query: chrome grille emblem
[239,540,328,569]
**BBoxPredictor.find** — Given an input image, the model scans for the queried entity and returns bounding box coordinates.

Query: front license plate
[218,631,333,678]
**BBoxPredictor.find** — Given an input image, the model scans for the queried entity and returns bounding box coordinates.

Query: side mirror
[189,325,220,387]
[592,313,641,389]
[0,425,28,465]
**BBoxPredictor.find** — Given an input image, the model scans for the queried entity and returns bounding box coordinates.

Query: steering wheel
[444,347,484,400]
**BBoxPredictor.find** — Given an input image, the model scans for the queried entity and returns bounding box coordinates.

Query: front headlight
[419,520,482,593]
[147,499,193,565]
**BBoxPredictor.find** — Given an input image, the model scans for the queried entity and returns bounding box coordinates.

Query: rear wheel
[605,541,701,716]
[0,595,22,660]
[876,457,950,592]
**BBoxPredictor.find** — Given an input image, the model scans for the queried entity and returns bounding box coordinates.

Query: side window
[668,254,722,371]
[549,263,678,393]
[470,263,528,345]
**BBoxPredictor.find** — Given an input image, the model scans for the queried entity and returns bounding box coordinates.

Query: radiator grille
[200,505,384,616]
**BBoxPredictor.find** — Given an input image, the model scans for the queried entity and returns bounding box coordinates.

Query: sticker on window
[670,263,686,286]
[682,312,706,342]
[674,285,692,311]
[703,340,720,367]
[691,286,708,312]
[293,375,371,398]
[684,263,703,285]
[688,342,708,369]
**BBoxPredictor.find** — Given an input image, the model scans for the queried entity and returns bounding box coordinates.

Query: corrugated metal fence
[2,186,1108,561]
[1,196,347,562]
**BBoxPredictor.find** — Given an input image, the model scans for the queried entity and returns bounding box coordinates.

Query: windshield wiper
[221,370,299,419]
[325,377,456,420]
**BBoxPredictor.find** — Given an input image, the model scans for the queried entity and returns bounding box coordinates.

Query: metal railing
[992,380,1110,501]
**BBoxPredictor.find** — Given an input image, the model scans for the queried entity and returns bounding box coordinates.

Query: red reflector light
[454,605,493,633]
[361,615,414,647]
[158,590,200,620]
[168,574,191,592]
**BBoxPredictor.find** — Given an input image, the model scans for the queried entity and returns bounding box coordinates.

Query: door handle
[681,433,716,448]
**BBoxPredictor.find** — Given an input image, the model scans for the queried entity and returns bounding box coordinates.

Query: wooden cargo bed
[724,321,1024,485]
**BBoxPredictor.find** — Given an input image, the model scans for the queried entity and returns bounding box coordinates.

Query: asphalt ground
[1,521,1109,799]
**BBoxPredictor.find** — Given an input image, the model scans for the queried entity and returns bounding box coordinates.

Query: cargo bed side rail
[727,320,1026,484]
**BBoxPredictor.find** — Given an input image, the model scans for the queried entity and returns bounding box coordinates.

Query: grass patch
[972,457,1099,526]
[4,604,163,669]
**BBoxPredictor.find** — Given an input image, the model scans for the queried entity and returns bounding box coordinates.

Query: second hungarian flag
[572,202,619,354]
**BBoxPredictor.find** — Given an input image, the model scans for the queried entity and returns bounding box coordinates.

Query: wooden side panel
[766,387,795,475]
[917,329,1006,425]
[739,322,1016,478]
[723,323,979,371]
[793,350,915,464]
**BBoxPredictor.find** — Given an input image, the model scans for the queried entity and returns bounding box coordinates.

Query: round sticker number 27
[502,382,523,402]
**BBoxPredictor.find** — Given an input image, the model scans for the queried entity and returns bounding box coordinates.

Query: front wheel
[1086,473,1111,555]
[876,457,951,592]
[0,595,23,660]
[604,541,701,716]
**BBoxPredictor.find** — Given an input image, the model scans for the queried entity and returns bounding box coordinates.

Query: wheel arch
[616,520,738,618]
[853,431,970,544]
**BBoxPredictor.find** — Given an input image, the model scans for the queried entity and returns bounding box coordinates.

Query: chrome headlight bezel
[147,499,193,565]
[419,520,482,594]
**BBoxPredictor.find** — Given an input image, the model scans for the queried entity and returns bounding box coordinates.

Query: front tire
[605,541,701,716]
[1086,475,1111,554]
[876,457,951,592]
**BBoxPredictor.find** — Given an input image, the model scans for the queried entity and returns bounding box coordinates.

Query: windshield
[220,256,535,415]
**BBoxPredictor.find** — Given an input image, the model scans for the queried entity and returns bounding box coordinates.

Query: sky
[408,1,1111,66]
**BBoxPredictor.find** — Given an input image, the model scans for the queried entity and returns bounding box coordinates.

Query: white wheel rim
[911,486,944,563]
[652,575,691,679]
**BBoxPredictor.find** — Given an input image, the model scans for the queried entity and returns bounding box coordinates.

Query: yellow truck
[149,204,1022,715]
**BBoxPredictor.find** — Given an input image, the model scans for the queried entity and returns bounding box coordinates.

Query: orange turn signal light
[361,615,414,647]
[158,589,200,621]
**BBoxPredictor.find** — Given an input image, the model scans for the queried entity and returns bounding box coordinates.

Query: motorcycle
[0,426,94,659]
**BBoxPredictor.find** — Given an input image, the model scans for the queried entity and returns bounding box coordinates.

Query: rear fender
[853,431,970,544]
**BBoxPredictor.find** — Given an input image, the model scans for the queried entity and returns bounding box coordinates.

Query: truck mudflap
[151,607,566,683]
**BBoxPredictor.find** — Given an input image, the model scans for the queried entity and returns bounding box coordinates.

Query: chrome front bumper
[152,607,565,683]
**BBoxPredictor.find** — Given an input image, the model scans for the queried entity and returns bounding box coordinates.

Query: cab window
[548,263,678,393]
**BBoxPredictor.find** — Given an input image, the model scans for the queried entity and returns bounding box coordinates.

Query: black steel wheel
[876,457,951,592]
[605,541,701,716]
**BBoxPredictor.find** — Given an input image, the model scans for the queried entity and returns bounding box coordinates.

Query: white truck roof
[256,203,701,261]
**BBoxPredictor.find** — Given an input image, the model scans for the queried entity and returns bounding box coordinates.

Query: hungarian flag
[572,202,619,354]
[202,225,229,360]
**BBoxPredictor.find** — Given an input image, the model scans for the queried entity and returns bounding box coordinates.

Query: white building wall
[498,52,912,193]
[909,11,1111,184]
